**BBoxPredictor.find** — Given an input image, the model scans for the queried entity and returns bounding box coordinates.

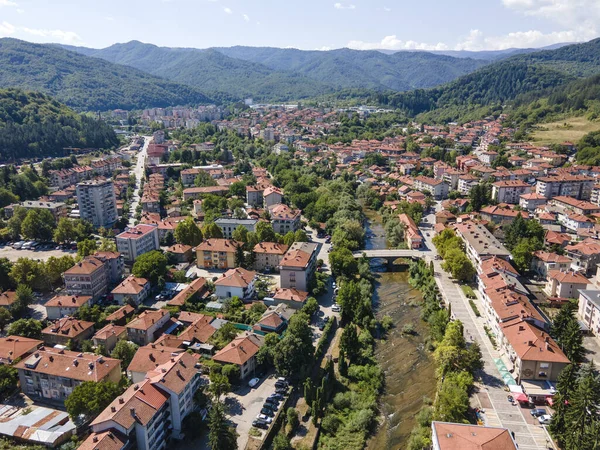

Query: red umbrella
[514,393,528,402]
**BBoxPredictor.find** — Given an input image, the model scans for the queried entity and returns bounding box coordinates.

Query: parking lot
[225,375,287,449]
[0,243,76,262]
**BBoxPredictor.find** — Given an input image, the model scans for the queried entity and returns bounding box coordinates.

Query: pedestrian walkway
[431,257,554,450]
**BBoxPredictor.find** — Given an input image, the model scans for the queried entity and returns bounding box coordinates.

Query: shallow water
[364,214,437,450]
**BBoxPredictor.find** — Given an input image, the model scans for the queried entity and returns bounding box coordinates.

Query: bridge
[352,249,434,265]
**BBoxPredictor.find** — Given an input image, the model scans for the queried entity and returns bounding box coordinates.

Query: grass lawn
[461,285,476,299]
[531,116,600,146]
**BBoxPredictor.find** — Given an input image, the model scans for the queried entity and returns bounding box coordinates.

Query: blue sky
[0,0,598,51]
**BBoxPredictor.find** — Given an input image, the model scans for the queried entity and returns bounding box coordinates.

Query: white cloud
[16,8,23,13]
[455,27,595,50]
[0,0,17,7]
[21,27,82,44]
[347,35,449,51]
[334,3,355,10]
[383,6,392,12]
[0,21,16,36]
[243,13,250,22]
[223,6,232,14]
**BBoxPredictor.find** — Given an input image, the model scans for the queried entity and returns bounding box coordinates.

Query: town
[0,100,600,450]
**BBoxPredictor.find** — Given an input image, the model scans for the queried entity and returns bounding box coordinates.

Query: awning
[494,358,517,386]
[509,385,524,393]
[514,393,528,402]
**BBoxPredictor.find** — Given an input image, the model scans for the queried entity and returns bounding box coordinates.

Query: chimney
[130,407,136,418]
[111,406,116,412]
[528,340,534,346]
[93,436,98,443]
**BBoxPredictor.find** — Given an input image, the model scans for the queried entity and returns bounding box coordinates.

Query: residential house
[253,242,289,272]
[105,305,135,326]
[0,291,16,309]
[263,186,283,207]
[398,213,423,249]
[111,276,151,306]
[531,251,572,279]
[15,349,121,404]
[45,295,92,320]
[127,344,184,383]
[519,193,547,211]
[0,336,43,365]
[214,268,257,300]
[544,270,590,298]
[126,310,171,346]
[116,225,160,263]
[566,239,600,276]
[92,324,127,353]
[279,242,318,292]
[166,244,194,263]
[63,256,110,301]
[212,334,263,380]
[267,288,309,309]
[42,317,95,348]
[557,211,594,233]
[414,176,448,199]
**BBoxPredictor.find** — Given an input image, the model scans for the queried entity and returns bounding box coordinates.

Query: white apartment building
[492,180,531,204]
[76,180,118,228]
[116,224,160,262]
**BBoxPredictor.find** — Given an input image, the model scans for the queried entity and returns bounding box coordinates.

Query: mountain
[0,88,119,161]
[418,43,573,60]
[376,39,600,123]
[0,38,214,110]
[63,41,490,100]
[213,46,489,91]
[63,41,335,102]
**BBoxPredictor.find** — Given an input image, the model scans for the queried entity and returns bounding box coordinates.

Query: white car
[331,305,341,312]
[257,414,272,423]
[248,377,260,388]
[538,414,552,425]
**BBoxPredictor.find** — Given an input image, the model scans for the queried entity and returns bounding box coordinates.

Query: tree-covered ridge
[0,38,214,110]
[0,88,118,161]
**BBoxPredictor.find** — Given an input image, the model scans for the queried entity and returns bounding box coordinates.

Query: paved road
[420,207,554,450]
[128,136,150,227]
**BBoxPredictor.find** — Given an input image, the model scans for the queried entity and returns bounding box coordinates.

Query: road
[128,136,151,227]
[419,206,554,450]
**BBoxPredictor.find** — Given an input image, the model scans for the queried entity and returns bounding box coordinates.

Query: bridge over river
[352,249,434,264]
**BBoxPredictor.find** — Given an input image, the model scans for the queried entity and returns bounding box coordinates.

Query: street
[128,136,150,227]
[419,205,554,450]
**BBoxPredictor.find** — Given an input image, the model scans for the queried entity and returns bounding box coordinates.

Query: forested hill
[0,89,119,161]
[374,39,600,123]
[0,38,214,111]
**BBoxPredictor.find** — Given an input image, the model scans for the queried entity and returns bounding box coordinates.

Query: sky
[0,0,599,51]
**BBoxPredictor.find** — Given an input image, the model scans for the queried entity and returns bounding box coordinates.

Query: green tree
[468,182,491,212]
[174,217,203,246]
[274,312,314,377]
[0,258,14,291]
[131,251,168,283]
[441,248,475,281]
[549,363,579,445]
[256,222,277,243]
[98,238,117,252]
[45,255,76,285]
[229,181,246,198]
[21,209,55,241]
[0,188,18,209]
[208,401,238,450]
[552,302,584,363]
[273,433,292,450]
[77,239,98,258]
[563,363,600,450]
[231,225,249,244]
[9,258,48,291]
[202,222,224,239]
[13,284,34,314]
[0,308,12,332]
[110,340,139,368]
[0,365,18,401]
[65,381,122,419]
[329,247,358,279]
[53,218,76,244]
[511,238,539,273]
[301,297,319,317]
[7,318,43,339]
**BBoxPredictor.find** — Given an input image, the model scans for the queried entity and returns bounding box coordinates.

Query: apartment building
[550,196,600,215]
[4,200,68,221]
[42,317,95,347]
[455,222,511,267]
[195,239,241,269]
[536,175,595,200]
[15,349,121,404]
[519,193,547,211]
[269,203,301,234]
[63,256,110,300]
[413,175,448,200]
[263,186,283,207]
[578,290,600,343]
[566,239,600,276]
[93,251,125,284]
[213,334,263,380]
[253,242,289,272]
[0,336,43,365]
[76,180,118,228]
[214,218,258,239]
[431,422,517,450]
[492,180,531,204]
[279,242,318,292]
[116,224,160,262]
[92,324,127,353]
[531,251,572,279]
[89,352,204,449]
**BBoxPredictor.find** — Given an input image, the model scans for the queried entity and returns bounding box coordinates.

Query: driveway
[225,375,281,449]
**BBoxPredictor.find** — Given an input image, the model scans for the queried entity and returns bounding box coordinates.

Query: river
[364,212,437,450]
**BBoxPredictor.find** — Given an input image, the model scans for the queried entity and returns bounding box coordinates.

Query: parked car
[275,386,289,395]
[260,408,274,417]
[263,401,278,411]
[331,305,341,312]
[248,377,260,388]
[252,419,269,430]
[268,393,284,401]
[275,380,288,388]
[256,414,273,423]
[538,414,552,425]
[530,408,547,417]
